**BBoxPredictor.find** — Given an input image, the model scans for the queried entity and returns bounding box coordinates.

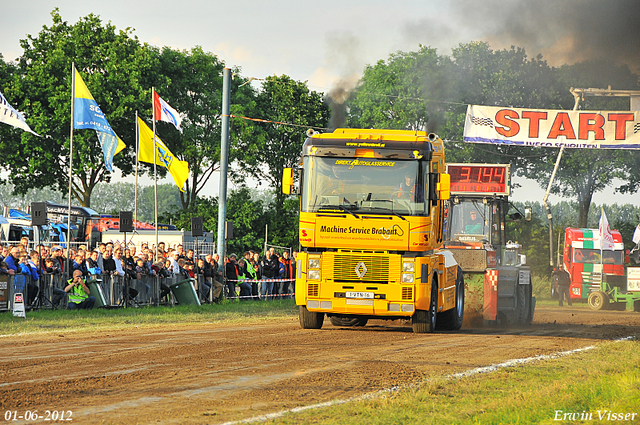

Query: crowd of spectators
[0,237,297,308]
[224,247,297,300]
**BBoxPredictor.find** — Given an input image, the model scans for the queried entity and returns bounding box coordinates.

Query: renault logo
[355,261,368,278]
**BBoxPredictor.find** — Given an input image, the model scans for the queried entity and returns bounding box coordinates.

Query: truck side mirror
[282,168,294,195]
[524,206,532,222]
[438,173,450,200]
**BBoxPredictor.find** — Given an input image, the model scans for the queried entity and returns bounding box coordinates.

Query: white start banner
[464,105,640,149]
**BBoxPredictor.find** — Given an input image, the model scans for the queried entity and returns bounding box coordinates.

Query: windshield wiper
[360,205,406,221]
[337,205,359,219]
[319,204,359,219]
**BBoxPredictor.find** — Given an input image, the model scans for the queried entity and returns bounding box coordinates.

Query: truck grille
[402,286,413,300]
[308,283,319,297]
[324,253,394,283]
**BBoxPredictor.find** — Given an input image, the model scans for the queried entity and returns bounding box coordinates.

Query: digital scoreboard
[446,163,510,195]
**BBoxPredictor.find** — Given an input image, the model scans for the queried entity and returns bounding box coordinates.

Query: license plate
[346,291,374,299]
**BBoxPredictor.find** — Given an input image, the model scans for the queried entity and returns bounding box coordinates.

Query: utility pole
[217,68,231,276]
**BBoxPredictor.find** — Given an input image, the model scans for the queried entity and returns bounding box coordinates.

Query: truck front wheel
[588,291,608,311]
[413,277,437,333]
[299,305,324,329]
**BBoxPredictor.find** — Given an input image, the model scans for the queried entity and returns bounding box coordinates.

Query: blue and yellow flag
[137,116,189,192]
[73,68,125,171]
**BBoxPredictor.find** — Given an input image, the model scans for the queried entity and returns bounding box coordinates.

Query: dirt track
[1,305,639,424]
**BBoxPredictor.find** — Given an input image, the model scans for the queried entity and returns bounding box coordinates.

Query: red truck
[552,227,625,303]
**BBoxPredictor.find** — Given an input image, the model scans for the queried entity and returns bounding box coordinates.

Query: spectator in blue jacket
[18,253,39,306]
[86,251,102,276]
[4,247,20,274]
[72,253,89,278]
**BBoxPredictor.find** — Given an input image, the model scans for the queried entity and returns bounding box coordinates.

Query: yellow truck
[282,128,463,333]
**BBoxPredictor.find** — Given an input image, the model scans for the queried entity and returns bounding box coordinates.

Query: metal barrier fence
[0,273,295,311]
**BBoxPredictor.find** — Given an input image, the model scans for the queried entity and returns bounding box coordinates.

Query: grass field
[272,338,640,425]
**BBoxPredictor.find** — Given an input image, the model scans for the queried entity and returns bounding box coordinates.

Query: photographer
[64,270,95,310]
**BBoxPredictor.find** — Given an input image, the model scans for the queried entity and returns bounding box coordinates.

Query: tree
[518,60,640,226]
[147,46,256,210]
[346,42,640,226]
[159,187,282,255]
[347,46,450,131]
[139,184,182,223]
[238,75,329,207]
[88,182,136,215]
[0,10,157,207]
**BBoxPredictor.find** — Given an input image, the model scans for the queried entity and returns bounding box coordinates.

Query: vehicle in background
[553,227,640,311]
[442,163,534,326]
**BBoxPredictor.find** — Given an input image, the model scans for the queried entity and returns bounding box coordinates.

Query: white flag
[599,208,616,251]
[153,91,182,133]
[0,90,41,136]
[633,223,640,245]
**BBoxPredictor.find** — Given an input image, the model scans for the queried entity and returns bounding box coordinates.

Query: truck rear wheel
[299,305,324,329]
[437,267,464,331]
[588,291,608,311]
[516,280,532,326]
[413,277,437,333]
[330,316,368,327]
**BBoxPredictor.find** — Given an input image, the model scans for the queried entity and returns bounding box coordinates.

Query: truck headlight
[308,269,321,280]
[402,262,415,272]
[308,258,320,269]
[402,273,414,283]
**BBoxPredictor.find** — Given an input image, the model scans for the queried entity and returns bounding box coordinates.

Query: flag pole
[152,88,159,256]
[134,111,139,228]
[67,63,75,265]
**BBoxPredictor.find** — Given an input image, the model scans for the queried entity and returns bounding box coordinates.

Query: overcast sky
[2,0,639,206]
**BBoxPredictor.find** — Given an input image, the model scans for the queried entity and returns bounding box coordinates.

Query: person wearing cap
[464,210,484,234]
[48,246,64,275]
[65,269,95,310]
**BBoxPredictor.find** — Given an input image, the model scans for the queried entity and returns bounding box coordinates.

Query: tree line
[1,11,639,274]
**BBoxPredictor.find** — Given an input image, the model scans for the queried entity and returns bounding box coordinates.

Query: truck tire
[635,300,640,312]
[299,305,324,329]
[412,276,437,333]
[516,278,532,326]
[588,291,608,311]
[437,266,465,331]
[330,316,368,327]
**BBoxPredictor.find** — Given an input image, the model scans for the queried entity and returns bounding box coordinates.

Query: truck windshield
[448,200,490,239]
[301,156,428,216]
[573,248,623,264]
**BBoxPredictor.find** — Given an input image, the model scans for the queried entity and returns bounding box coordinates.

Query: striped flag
[153,91,182,132]
[0,90,40,136]
[633,222,640,245]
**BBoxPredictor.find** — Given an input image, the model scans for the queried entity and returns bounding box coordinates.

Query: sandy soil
[1,304,639,424]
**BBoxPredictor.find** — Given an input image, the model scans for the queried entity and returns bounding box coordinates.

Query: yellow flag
[137,116,189,192]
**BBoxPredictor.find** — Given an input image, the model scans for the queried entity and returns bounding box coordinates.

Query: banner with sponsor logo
[464,105,640,149]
